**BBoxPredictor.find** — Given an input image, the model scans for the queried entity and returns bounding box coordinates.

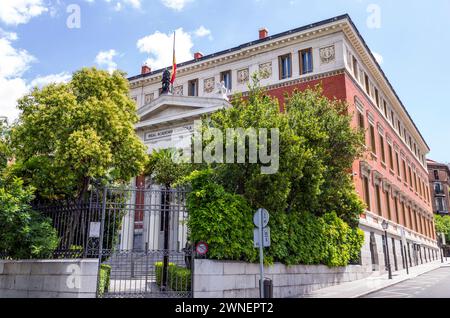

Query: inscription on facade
[144,125,194,141]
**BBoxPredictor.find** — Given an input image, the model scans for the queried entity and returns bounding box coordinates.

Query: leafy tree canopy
[10,67,148,203]
[435,214,450,244]
[200,75,365,227]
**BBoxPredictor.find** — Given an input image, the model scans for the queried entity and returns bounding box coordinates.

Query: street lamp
[382,220,393,280]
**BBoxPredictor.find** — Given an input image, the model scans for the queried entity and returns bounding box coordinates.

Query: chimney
[259,28,269,40]
[141,64,151,75]
[194,52,204,60]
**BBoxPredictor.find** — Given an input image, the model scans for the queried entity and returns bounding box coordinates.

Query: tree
[201,75,365,227]
[0,121,11,170]
[435,214,450,243]
[145,148,192,188]
[11,67,148,203]
[0,176,59,259]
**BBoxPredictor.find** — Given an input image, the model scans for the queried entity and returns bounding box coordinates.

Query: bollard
[260,278,273,298]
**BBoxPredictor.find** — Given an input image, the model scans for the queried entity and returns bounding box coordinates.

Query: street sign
[89,222,101,238]
[196,241,209,255]
[253,208,269,228]
[254,227,271,248]
[442,233,446,246]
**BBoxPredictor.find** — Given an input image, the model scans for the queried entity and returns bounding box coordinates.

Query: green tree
[435,214,450,243]
[201,75,365,227]
[145,148,192,188]
[0,176,59,259]
[10,67,148,203]
[0,121,11,170]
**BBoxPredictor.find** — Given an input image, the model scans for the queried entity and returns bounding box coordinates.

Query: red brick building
[128,15,439,273]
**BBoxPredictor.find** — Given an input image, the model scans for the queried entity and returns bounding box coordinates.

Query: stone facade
[128,14,439,275]
[0,259,99,298]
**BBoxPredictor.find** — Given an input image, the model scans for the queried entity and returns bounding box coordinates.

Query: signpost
[253,208,270,298]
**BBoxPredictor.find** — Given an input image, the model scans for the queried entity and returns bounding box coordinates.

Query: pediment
[141,105,203,122]
[137,94,232,127]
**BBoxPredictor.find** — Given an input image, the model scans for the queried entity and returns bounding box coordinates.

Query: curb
[353,262,447,298]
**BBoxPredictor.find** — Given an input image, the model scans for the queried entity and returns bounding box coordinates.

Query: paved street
[363,266,450,298]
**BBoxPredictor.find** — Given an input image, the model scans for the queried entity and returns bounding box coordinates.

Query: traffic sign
[253,208,269,228]
[196,242,209,255]
[254,227,271,248]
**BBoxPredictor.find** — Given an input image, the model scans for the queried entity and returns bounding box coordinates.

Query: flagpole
[171,30,176,93]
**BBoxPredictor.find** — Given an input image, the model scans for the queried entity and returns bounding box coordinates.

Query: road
[363,266,450,298]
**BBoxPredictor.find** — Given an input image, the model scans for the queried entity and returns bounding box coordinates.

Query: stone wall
[193,259,373,298]
[0,259,99,298]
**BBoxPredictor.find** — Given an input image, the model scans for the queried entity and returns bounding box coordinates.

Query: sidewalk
[302,259,450,298]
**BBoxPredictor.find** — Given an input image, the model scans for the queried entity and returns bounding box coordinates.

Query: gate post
[95,187,107,298]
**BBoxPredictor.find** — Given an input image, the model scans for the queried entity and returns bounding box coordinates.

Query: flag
[170,31,177,84]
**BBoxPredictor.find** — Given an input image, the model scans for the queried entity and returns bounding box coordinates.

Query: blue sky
[1,0,449,162]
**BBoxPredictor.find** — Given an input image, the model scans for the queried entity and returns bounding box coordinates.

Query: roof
[128,14,350,81]
[128,13,430,150]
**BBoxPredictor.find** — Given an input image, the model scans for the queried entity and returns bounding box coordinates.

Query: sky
[0,0,449,162]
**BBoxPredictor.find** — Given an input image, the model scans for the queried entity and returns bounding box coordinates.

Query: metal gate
[95,185,193,298]
[37,184,193,298]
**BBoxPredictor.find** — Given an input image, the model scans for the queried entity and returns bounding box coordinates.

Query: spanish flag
[170,31,177,84]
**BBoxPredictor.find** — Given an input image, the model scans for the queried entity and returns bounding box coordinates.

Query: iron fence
[25,184,194,298]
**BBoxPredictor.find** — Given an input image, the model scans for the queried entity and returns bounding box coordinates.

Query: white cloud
[85,0,141,10]
[194,26,212,40]
[29,72,71,88]
[161,0,193,11]
[373,52,383,65]
[0,33,36,123]
[0,0,48,25]
[137,28,194,70]
[95,49,118,73]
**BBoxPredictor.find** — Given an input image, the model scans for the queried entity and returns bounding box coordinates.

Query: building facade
[128,14,439,273]
[427,159,450,215]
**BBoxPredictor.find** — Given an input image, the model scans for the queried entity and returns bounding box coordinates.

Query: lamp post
[382,220,393,280]
[438,232,444,264]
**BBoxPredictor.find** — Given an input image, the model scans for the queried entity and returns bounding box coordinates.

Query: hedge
[155,262,191,291]
[185,170,364,267]
[97,264,111,297]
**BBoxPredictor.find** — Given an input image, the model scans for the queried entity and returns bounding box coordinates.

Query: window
[394,196,399,223]
[383,100,388,117]
[434,170,440,180]
[188,79,198,96]
[375,184,382,215]
[220,71,232,90]
[363,176,371,210]
[358,112,366,145]
[364,74,370,95]
[408,166,413,187]
[388,144,394,171]
[369,124,376,155]
[352,56,358,79]
[299,48,313,75]
[436,197,446,213]
[403,160,407,183]
[435,182,444,195]
[385,190,392,220]
[375,88,380,107]
[413,172,418,192]
[279,54,292,79]
[396,152,401,176]
[397,120,401,135]
[379,134,386,164]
